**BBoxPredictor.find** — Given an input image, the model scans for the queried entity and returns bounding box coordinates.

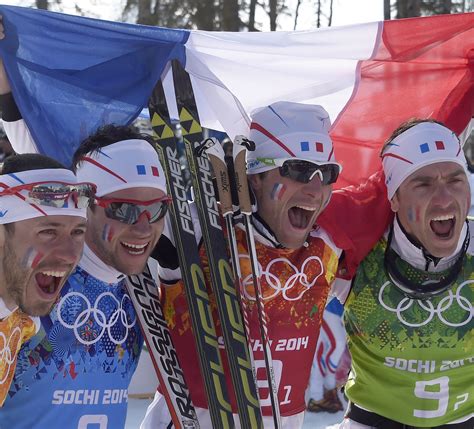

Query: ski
[148,74,234,428]
[126,263,199,429]
[172,59,263,429]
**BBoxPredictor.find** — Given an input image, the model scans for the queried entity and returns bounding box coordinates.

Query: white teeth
[432,215,454,222]
[295,205,316,211]
[40,271,66,277]
[121,241,148,255]
[121,242,147,249]
[128,249,145,255]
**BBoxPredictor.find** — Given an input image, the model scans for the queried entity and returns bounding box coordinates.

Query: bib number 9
[413,377,449,418]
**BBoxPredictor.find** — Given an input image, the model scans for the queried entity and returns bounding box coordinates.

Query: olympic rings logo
[0,326,21,385]
[378,280,473,328]
[241,255,324,301]
[57,291,137,346]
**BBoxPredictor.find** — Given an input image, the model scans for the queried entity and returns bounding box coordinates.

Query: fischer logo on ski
[149,75,235,428]
[165,145,194,234]
[172,59,263,428]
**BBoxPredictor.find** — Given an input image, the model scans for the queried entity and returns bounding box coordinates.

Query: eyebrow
[410,169,466,184]
[37,220,87,228]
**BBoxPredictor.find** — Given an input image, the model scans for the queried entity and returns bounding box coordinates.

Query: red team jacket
[159,169,391,417]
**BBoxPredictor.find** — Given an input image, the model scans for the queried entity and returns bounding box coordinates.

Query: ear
[247,173,262,191]
[390,193,400,213]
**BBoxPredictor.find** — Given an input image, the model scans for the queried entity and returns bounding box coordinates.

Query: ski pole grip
[233,136,252,215]
[203,137,233,216]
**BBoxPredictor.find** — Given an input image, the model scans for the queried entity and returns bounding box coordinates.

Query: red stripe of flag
[331,13,474,188]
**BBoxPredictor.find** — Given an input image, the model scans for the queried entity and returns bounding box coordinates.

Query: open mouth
[35,270,66,297]
[430,214,455,239]
[288,205,316,230]
[121,241,149,256]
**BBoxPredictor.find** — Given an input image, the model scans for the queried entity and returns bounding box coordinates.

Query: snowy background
[125,349,346,428]
[125,397,345,429]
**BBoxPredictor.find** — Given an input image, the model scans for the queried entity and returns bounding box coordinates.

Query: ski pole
[231,135,283,429]
[203,137,262,409]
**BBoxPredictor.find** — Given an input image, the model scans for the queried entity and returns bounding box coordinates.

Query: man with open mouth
[0,153,92,406]
[0,127,169,428]
[342,119,473,429]
[143,101,392,429]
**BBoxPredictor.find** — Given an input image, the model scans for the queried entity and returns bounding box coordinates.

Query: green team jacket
[344,229,474,426]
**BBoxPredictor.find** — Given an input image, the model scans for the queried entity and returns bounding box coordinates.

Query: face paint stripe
[271,183,286,200]
[416,206,420,223]
[102,224,114,242]
[23,248,43,269]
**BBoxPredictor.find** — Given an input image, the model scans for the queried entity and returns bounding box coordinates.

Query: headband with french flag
[75,139,167,197]
[382,122,467,199]
[246,101,341,174]
[0,169,88,224]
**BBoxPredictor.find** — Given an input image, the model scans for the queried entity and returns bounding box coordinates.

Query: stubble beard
[2,239,51,316]
[89,230,148,277]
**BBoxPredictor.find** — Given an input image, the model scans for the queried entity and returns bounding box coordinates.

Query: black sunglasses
[95,196,171,225]
[278,160,340,185]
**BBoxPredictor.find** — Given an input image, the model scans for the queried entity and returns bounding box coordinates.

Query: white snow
[125,398,346,428]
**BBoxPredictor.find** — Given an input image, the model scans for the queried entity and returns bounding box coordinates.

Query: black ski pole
[231,135,283,429]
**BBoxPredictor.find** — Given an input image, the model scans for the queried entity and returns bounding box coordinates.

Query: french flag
[182,13,474,188]
[0,6,472,189]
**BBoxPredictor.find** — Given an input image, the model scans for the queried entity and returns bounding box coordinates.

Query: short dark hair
[1,153,66,174]
[380,118,447,157]
[71,124,155,172]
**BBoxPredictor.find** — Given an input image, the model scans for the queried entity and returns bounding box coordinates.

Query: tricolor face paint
[22,247,44,269]
[271,183,286,200]
[390,162,470,258]
[102,224,114,242]
[0,215,85,316]
[86,187,166,276]
[250,169,332,249]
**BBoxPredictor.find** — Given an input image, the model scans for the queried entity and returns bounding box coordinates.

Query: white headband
[246,102,341,174]
[0,169,88,224]
[382,122,468,199]
[75,139,167,197]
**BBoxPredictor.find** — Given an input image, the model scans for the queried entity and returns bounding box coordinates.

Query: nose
[131,211,153,235]
[431,183,453,208]
[304,175,325,196]
[52,235,83,265]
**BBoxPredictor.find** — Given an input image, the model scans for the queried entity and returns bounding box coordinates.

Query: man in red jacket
[143,101,390,428]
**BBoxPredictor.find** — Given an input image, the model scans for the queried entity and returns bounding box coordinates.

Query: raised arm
[0,16,38,154]
[318,168,393,278]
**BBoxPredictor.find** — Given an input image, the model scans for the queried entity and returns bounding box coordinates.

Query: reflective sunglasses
[277,160,340,185]
[94,196,172,225]
[0,181,97,209]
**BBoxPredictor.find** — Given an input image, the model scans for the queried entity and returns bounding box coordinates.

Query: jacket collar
[391,216,468,272]
[79,244,125,284]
